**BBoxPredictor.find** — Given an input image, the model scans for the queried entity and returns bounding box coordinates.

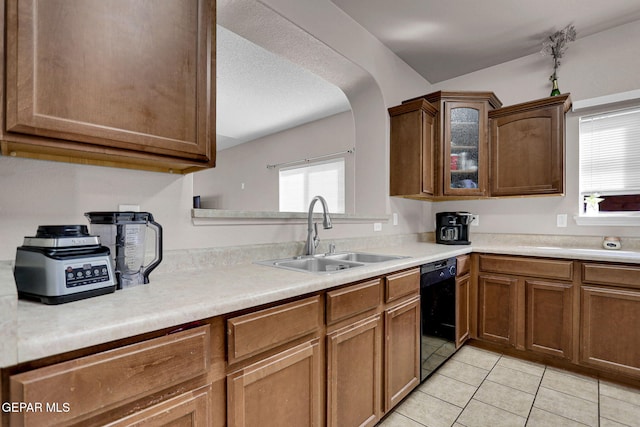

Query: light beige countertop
[2,233,640,368]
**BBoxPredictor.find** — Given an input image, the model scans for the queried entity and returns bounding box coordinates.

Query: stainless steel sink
[255,252,410,274]
[325,252,409,263]
[273,257,363,273]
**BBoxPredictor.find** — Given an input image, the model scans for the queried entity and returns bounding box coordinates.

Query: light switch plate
[373,222,382,232]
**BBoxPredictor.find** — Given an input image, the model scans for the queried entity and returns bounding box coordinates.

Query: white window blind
[579,107,640,196]
[279,158,345,213]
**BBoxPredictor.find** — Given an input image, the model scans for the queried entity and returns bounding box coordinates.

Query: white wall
[194,111,357,212]
[432,19,640,239]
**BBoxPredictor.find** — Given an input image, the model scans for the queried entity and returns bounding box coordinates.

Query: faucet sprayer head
[323,214,332,230]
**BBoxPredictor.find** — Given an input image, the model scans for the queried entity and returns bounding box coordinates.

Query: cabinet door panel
[478,275,516,345]
[489,95,570,196]
[581,286,640,377]
[384,296,420,411]
[456,274,471,347]
[5,0,213,161]
[227,339,322,427]
[525,280,573,359]
[327,316,382,427]
[443,101,487,196]
[388,100,437,198]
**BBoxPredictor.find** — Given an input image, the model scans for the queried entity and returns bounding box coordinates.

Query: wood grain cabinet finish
[385,268,420,303]
[326,279,382,326]
[478,255,574,359]
[478,274,517,346]
[581,285,640,378]
[408,91,502,198]
[327,315,383,427]
[479,254,573,281]
[9,326,211,426]
[1,0,216,173]
[525,280,573,359]
[456,255,472,347]
[227,295,322,365]
[227,339,323,427]
[388,99,438,199]
[488,94,571,196]
[456,273,471,347]
[384,296,421,412]
[103,385,212,427]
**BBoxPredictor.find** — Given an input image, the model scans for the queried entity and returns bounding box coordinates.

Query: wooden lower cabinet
[581,285,640,377]
[227,339,323,427]
[384,296,421,412]
[7,325,216,427]
[478,261,574,360]
[327,315,382,427]
[525,280,573,359]
[478,274,517,345]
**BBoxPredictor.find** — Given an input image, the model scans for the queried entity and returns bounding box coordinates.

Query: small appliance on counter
[85,212,162,288]
[435,212,474,245]
[14,225,116,304]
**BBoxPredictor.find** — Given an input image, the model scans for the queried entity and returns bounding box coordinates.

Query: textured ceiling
[216,25,351,151]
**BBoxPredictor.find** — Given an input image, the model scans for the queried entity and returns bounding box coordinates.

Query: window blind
[279,158,345,213]
[579,107,640,196]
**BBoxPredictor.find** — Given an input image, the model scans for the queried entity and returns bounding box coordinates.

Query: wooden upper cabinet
[420,91,501,198]
[488,94,571,196]
[2,0,216,173]
[389,99,437,199]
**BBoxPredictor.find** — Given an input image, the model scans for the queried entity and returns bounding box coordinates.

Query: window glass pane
[579,107,640,197]
[279,158,345,213]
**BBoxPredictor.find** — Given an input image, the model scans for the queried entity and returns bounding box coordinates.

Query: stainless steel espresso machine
[435,212,474,245]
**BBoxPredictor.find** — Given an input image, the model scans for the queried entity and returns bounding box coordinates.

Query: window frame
[574,91,640,226]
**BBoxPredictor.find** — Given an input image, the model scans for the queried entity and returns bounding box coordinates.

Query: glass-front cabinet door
[443,101,487,196]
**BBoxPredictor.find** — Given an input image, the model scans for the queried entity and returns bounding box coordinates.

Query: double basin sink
[256,252,409,274]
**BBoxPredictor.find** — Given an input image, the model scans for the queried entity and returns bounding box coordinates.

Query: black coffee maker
[436,212,474,245]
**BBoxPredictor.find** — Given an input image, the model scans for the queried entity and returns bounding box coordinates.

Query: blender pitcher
[85,212,163,288]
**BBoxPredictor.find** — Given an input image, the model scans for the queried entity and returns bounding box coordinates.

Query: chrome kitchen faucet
[305,196,332,256]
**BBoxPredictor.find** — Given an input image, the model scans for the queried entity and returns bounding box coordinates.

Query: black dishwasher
[420,257,457,381]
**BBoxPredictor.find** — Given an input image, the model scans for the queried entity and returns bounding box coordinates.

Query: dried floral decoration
[541,24,576,81]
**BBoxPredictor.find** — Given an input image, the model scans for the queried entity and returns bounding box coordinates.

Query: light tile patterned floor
[378,346,640,427]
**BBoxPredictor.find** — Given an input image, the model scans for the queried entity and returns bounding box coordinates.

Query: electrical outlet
[470,215,480,226]
[557,214,568,227]
[119,204,140,212]
[373,222,382,232]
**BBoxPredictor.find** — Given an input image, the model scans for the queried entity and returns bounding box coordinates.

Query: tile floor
[379,345,640,427]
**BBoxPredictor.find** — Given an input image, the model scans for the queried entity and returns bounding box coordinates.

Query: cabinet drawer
[457,254,471,276]
[9,325,210,426]
[228,295,322,364]
[583,263,640,289]
[385,268,420,303]
[326,279,382,325]
[479,255,573,280]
